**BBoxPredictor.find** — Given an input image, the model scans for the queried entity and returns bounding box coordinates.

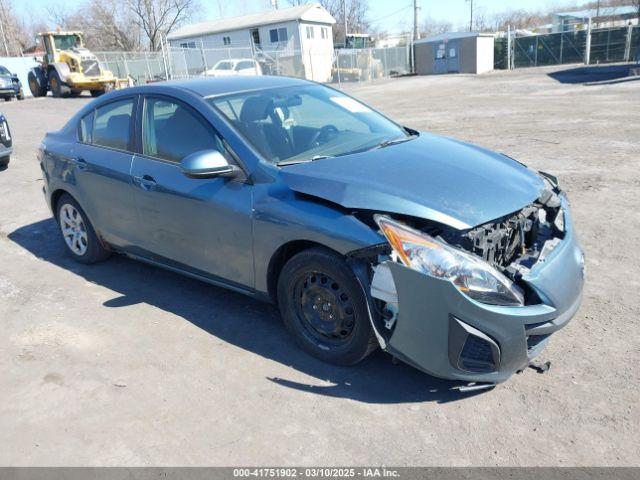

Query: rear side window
[92,98,134,151]
[142,97,225,163]
[79,111,94,143]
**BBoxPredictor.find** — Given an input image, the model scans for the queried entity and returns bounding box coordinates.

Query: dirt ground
[0,64,638,466]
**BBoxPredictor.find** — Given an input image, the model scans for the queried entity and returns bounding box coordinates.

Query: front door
[446,40,460,73]
[130,95,254,289]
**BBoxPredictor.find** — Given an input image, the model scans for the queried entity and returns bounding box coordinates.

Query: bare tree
[318,0,371,45]
[127,0,198,51]
[420,17,451,38]
[0,0,33,55]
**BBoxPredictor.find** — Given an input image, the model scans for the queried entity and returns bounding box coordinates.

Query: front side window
[92,98,134,151]
[209,85,409,165]
[142,97,225,163]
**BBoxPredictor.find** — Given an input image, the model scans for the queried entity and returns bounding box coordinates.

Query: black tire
[56,193,111,264]
[4,96,12,102]
[28,71,47,97]
[49,70,70,98]
[277,247,378,366]
[90,89,106,97]
[70,89,82,97]
[16,88,24,100]
[0,156,9,168]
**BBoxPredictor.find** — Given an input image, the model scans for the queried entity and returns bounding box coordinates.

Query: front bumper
[0,87,19,96]
[380,198,584,384]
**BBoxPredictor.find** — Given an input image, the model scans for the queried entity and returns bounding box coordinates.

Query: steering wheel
[309,125,339,147]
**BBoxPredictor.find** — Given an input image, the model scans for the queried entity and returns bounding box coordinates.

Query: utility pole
[467,0,474,32]
[595,0,600,28]
[413,0,419,41]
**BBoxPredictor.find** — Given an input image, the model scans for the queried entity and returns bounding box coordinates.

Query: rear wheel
[0,156,9,168]
[70,89,82,97]
[56,194,110,264]
[277,247,378,365]
[49,70,70,98]
[90,89,106,97]
[28,71,46,97]
[3,96,11,102]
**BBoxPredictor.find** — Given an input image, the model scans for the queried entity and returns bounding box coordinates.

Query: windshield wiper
[375,134,418,150]
[277,155,334,166]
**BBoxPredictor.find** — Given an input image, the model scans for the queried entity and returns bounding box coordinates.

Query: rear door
[130,95,254,289]
[72,96,139,246]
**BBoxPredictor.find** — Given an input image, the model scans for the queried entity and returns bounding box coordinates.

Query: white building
[167,3,336,82]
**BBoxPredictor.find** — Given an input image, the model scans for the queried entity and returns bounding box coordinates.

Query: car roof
[136,76,312,98]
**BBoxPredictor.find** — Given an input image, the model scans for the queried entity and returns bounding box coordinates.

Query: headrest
[239,95,273,123]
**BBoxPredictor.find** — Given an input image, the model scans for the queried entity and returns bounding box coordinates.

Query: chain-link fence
[95,51,167,84]
[496,25,640,69]
[94,44,410,87]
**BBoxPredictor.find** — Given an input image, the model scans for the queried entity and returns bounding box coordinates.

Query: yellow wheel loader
[27,31,126,98]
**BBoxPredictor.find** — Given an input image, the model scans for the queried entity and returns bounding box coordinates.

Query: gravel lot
[0,64,638,466]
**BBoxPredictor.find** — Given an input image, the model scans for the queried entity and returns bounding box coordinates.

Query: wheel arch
[266,240,344,304]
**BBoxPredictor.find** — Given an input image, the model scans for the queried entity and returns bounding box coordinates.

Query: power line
[368,2,414,25]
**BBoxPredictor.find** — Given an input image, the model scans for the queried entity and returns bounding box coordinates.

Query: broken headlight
[375,215,525,307]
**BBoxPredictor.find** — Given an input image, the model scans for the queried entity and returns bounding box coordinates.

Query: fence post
[624,24,633,62]
[144,51,152,81]
[534,35,539,67]
[559,32,564,64]
[200,38,208,74]
[507,25,511,70]
[160,35,170,80]
[585,18,592,65]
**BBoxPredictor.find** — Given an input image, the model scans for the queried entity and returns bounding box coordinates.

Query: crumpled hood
[280,133,547,230]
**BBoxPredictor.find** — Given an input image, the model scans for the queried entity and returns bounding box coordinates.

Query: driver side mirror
[180,150,239,179]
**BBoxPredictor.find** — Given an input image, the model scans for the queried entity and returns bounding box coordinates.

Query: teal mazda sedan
[38,76,584,388]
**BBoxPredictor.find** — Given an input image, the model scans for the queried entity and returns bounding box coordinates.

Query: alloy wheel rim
[59,204,88,256]
[293,271,355,344]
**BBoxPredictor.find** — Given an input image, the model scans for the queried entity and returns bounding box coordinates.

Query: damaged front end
[349,180,585,384]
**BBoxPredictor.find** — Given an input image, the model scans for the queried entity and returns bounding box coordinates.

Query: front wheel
[56,194,111,264]
[49,70,70,98]
[277,247,378,366]
[0,155,9,168]
[90,89,106,97]
[16,88,24,100]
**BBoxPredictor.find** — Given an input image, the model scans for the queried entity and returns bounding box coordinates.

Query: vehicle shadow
[9,218,491,404]
[547,64,640,85]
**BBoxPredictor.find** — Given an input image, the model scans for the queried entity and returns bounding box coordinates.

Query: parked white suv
[203,59,262,77]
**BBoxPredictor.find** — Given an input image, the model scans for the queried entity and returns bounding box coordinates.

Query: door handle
[134,175,158,191]
[71,157,88,170]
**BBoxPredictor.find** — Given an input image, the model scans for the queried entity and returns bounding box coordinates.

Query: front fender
[252,182,383,294]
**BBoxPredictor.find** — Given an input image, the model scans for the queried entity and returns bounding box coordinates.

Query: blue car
[0,65,24,101]
[38,77,584,386]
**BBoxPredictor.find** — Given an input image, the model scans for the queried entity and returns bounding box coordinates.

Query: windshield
[53,35,81,50]
[208,85,410,165]
[0,66,9,76]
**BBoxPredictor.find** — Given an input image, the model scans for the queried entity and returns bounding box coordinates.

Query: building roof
[167,3,336,40]
[554,5,638,19]
[414,31,494,44]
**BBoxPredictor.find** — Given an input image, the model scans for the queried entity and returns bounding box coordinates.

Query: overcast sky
[17,0,592,35]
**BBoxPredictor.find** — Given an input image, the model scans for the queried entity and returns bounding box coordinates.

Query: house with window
[166,3,336,82]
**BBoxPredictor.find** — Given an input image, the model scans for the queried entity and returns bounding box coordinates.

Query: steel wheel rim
[59,204,88,256]
[292,271,356,344]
